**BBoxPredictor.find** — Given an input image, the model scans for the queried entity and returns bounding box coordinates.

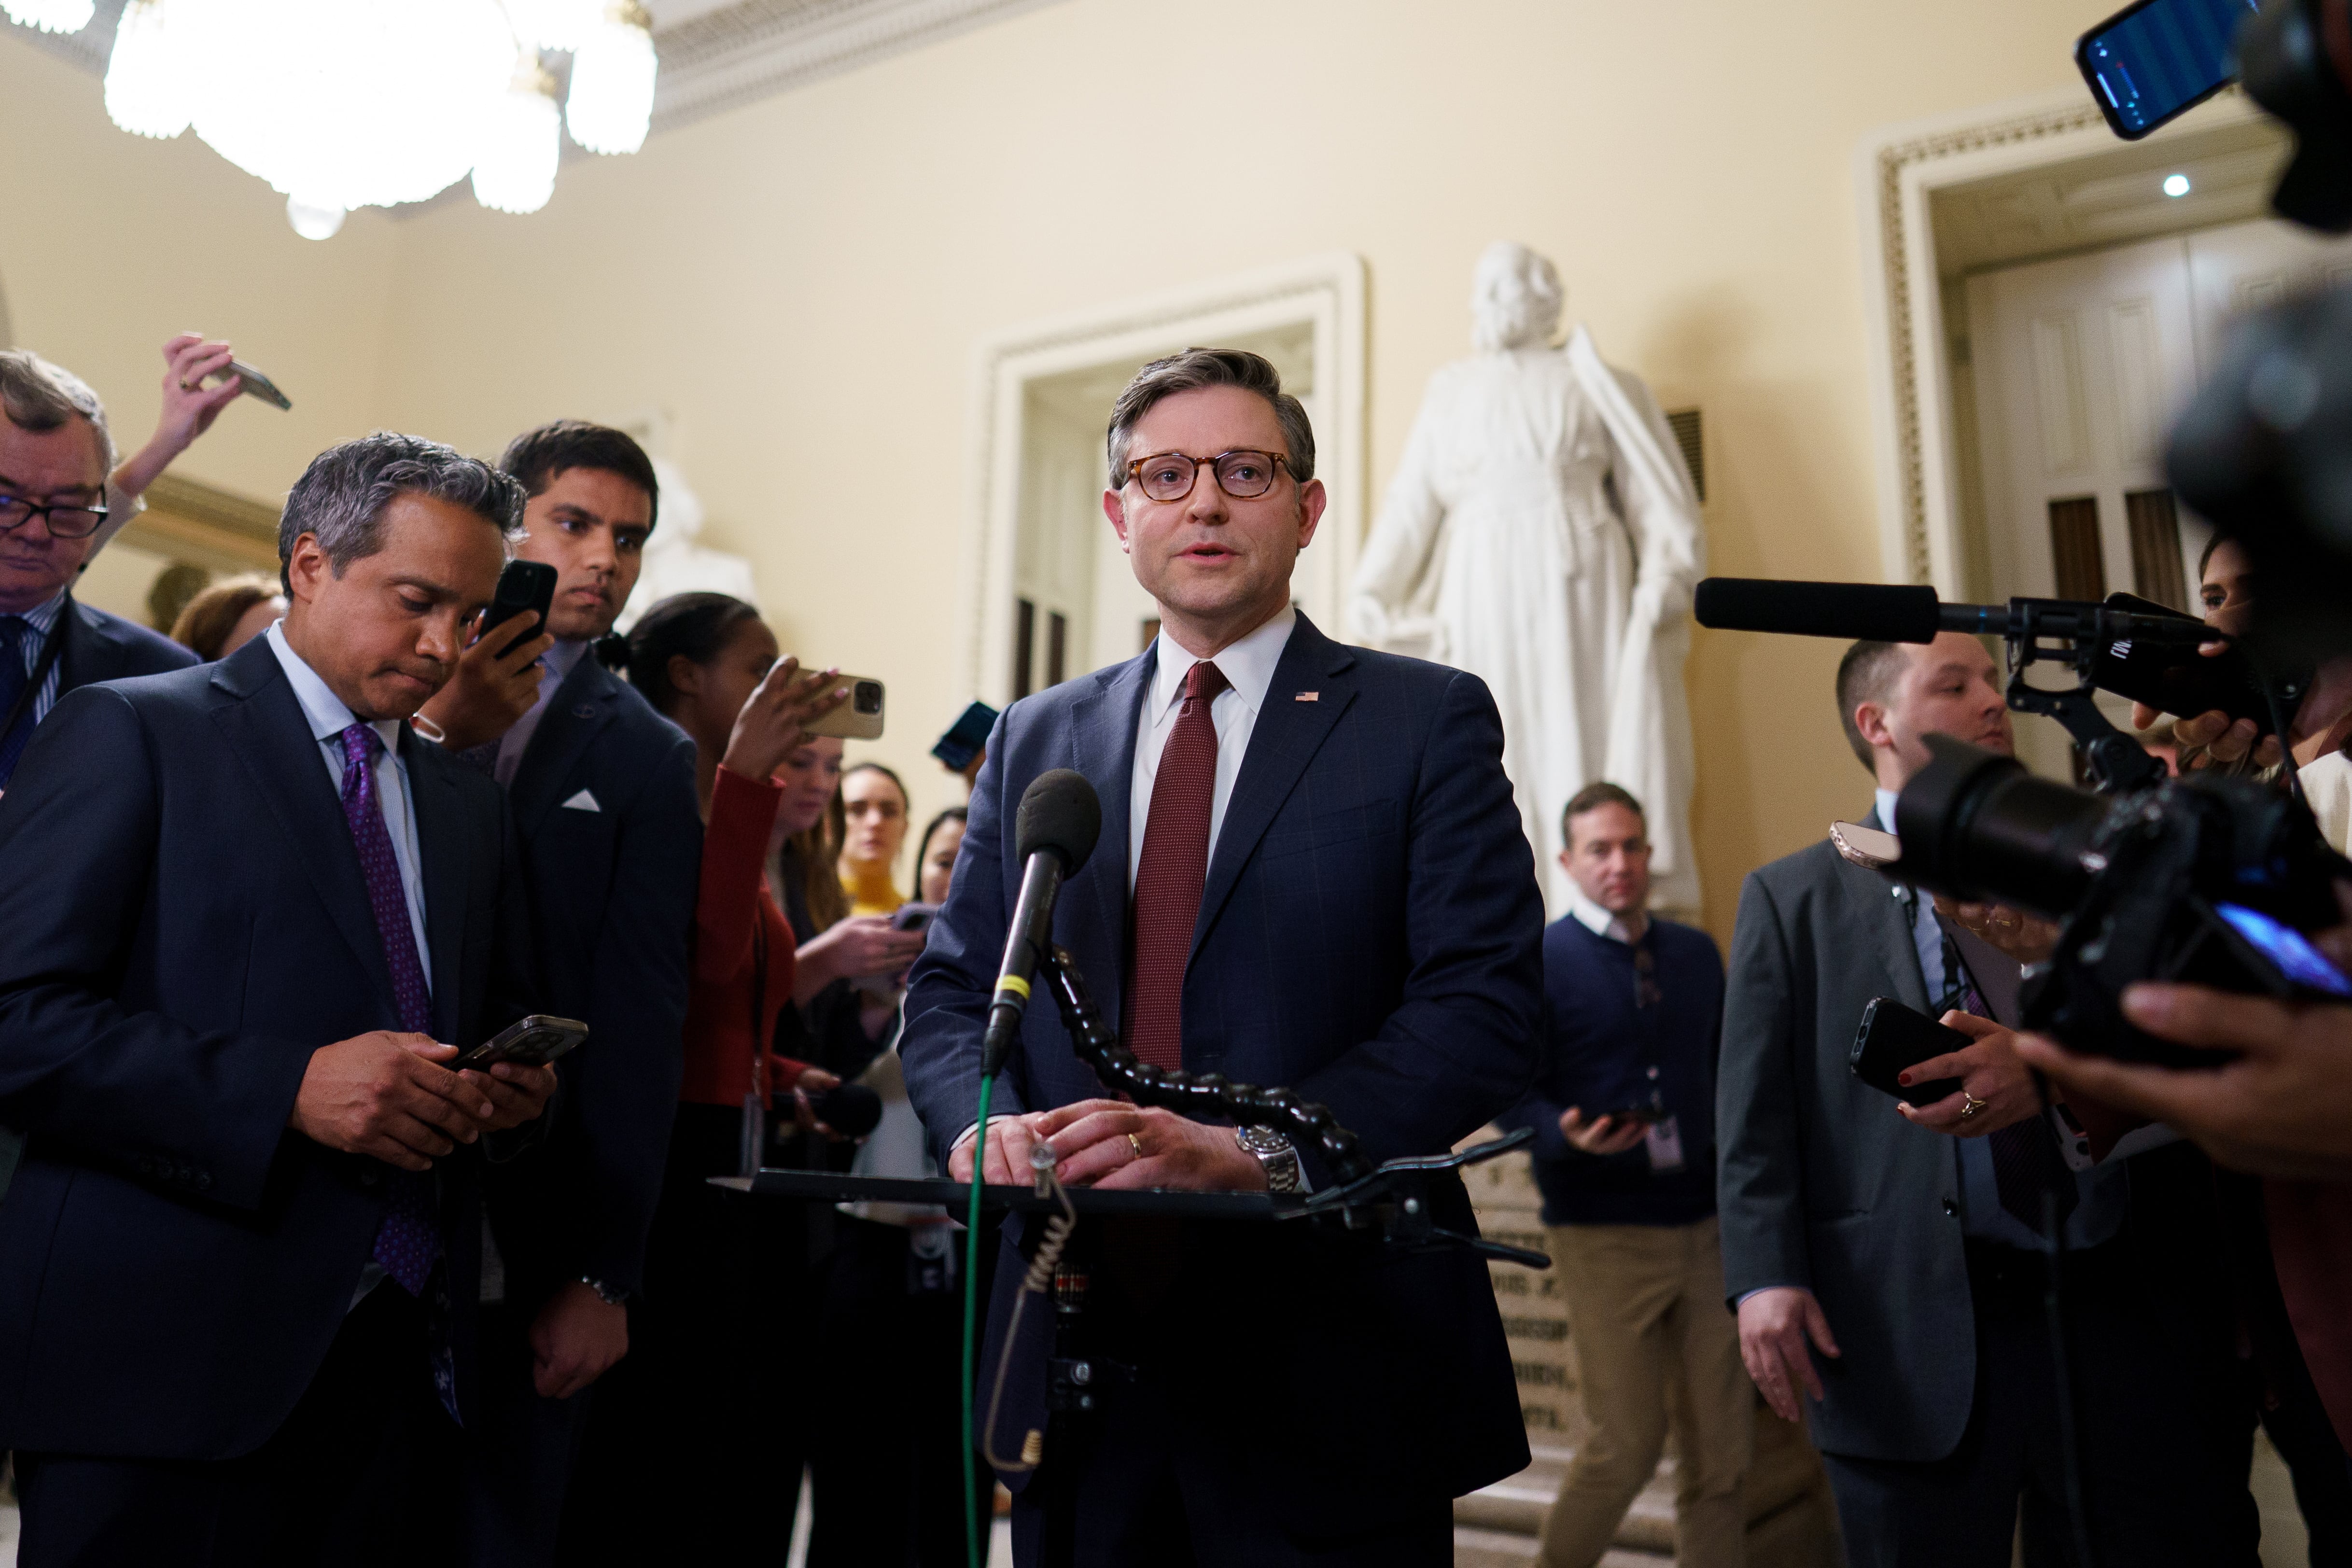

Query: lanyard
[1,599,70,745]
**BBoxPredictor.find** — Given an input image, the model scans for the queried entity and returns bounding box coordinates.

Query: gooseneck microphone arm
[981,851,1065,1078]
[1034,943,1373,1186]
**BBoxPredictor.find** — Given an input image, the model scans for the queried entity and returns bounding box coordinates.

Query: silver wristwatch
[1235,1125,1304,1192]
[579,1276,628,1306]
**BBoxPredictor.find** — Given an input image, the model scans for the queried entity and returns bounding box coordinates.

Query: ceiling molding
[650,0,1068,134]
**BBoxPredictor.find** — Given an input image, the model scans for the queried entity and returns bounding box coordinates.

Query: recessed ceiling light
[2164,173,2192,197]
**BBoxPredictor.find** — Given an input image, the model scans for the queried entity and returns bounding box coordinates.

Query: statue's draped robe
[1351,327,1705,915]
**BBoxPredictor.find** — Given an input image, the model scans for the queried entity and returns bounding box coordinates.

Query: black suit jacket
[0,636,533,1460]
[482,653,700,1304]
[58,592,198,689]
[900,613,1544,1528]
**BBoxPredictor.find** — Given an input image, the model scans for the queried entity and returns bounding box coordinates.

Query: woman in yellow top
[836,761,912,915]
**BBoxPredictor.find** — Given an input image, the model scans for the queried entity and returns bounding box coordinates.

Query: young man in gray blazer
[1716,633,2252,1565]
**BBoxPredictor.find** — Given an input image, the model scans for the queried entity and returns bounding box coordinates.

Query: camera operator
[1717,632,2253,1566]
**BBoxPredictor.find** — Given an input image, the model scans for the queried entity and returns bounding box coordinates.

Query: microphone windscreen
[807,1080,884,1139]
[1694,578,1941,644]
[1014,769,1102,872]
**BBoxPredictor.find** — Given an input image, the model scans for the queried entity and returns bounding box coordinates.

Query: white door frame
[955,252,1367,706]
[1854,88,2268,593]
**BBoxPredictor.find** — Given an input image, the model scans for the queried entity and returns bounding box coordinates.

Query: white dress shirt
[1127,606,1296,891]
[1565,883,1649,946]
[493,637,589,786]
[266,621,432,989]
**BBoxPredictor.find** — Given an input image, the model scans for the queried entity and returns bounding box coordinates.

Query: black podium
[714,1167,1295,1220]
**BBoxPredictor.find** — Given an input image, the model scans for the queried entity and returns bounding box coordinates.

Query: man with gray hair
[903,347,1543,1564]
[0,432,559,1566]
[0,336,252,789]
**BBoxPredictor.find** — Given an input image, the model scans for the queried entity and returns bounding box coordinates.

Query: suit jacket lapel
[57,598,111,689]
[508,656,616,835]
[1065,651,1153,1026]
[403,735,471,1041]
[1192,615,1357,958]
[207,640,399,1014]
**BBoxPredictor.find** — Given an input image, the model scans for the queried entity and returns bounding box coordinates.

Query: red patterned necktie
[1127,660,1228,1069]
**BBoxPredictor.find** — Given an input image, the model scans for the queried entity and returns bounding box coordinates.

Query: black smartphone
[2090,591,2292,733]
[2076,0,2259,139]
[479,559,558,647]
[930,700,997,771]
[451,1015,588,1073]
[1596,1106,1662,1127]
[1850,998,1970,1105]
[889,901,939,933]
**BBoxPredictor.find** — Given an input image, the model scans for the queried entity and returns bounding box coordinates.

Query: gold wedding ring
[1127,1132,1144,1162]
[1960,1094,1988,1120]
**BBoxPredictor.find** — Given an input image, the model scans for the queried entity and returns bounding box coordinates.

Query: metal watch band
[1235,1126,1304,1193]
[579,1276,628,1306]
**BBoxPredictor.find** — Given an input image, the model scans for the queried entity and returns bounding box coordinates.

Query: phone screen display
[2077,0,2258,137]
[2214,903,2352,997]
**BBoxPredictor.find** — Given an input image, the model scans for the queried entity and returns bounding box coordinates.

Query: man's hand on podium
[947,1099,1270,1192]
[1033,1100,1269,1192]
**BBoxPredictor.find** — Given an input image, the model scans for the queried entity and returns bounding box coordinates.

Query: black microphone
[981,770,1102,1078]
[1693,577,2210,647]
[1694,577,1943,643]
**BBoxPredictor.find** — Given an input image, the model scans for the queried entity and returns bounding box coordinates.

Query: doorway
[956,254,1365,708]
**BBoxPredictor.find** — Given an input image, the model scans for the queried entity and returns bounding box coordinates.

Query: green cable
[962,1070,996,1568]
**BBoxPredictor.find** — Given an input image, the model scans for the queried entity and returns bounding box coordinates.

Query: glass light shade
[501,0,594,52]
[286,195,346,240]
[4,0,95,32]
[566,5,654,155]
[182,0,514,214]
[473,72,560,214]
[105,0,191,140]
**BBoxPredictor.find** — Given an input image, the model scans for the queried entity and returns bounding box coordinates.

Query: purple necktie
[339,722,442,1295]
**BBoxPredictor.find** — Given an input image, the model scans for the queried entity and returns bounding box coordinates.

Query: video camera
[1695,578,2352,1061]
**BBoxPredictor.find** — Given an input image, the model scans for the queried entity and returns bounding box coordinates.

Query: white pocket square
[560,789,602,812]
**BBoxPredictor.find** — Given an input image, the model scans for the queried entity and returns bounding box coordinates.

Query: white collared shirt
[493,638,589,786]
[1565,883,1649,946]
[266,622,432,988]
[1127,605,1296,891]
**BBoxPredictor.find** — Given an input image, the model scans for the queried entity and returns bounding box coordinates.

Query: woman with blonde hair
[167,573,282,660]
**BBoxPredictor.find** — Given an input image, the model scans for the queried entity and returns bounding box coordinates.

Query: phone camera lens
[855,681,882,714]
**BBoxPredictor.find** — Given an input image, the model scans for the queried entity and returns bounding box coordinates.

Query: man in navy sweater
[1494,782,1750,1568]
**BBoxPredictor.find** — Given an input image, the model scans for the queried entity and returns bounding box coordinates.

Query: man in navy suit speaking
[0,433,558,1566]
[901,349,1546,1566]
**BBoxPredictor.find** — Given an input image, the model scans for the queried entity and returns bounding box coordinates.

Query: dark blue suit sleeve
[1716,871,1811,1300]
[573,732,699,1290]
[1290,671,1543,1165]
[0,687,310,1211]
[900,713,1030,1167]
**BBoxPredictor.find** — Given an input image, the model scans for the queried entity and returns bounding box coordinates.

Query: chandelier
[2,0,657,237]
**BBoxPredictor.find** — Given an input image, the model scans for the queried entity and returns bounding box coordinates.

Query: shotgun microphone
[981,770,1102,1077]
[1693,577,2212,647]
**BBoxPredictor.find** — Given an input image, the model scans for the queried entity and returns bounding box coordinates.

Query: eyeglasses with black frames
[1122,449,1293,504]
[0,493,110,540]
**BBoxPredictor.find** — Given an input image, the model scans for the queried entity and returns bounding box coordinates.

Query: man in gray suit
[1717,633,2252,1565]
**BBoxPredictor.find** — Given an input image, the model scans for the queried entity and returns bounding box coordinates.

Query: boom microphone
[1694,577,2214,647]
[981,770,1102,1077]
[1694,577,1942,643]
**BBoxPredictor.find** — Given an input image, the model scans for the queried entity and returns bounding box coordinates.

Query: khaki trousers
[1536,1215,1753,1568]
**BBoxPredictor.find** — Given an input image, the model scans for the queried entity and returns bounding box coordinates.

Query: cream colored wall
[4,0,2118,937]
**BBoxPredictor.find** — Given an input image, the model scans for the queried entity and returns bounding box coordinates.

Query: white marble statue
[616,457,761,631]
[1350,241,1706,915]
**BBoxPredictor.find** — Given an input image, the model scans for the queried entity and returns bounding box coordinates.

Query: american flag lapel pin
[1295,691,1319,702]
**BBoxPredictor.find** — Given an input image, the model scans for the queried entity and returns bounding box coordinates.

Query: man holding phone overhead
[420,420,702,1568]
[1715,633,2251,1566]
[1491,782,1748,1568]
